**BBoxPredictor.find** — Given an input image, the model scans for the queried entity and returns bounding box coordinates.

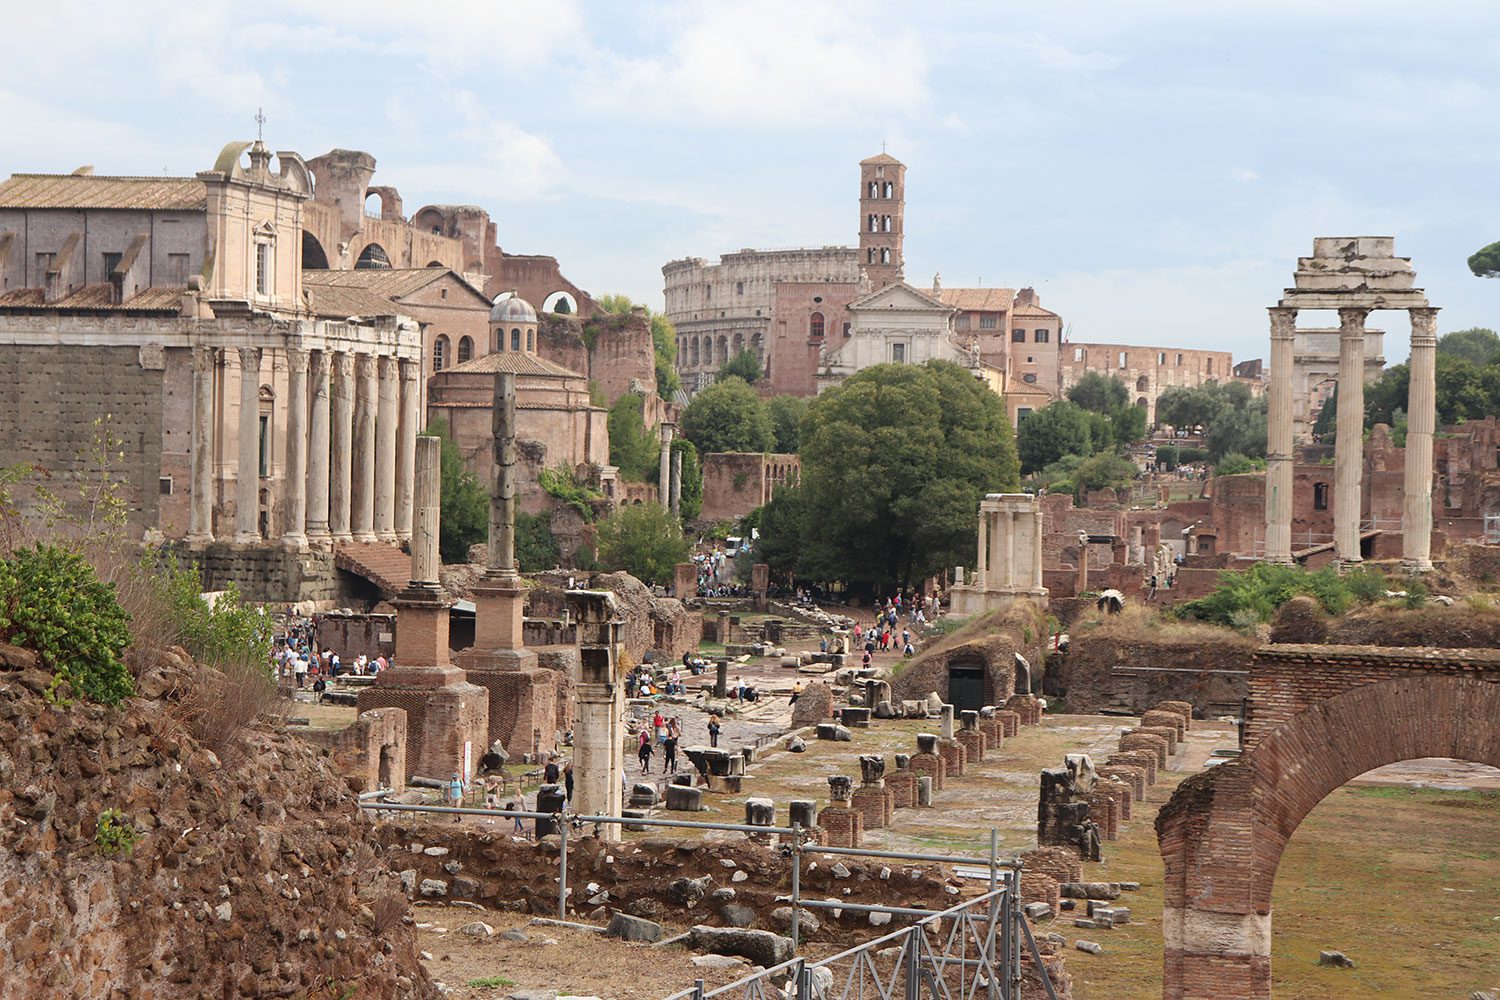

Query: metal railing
[360,800,1055,998]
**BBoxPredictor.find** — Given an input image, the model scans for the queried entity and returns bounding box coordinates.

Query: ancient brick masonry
[886,754,918,809]
[817,775,864,848]
[850,755,894,830]
[1118,731,1169,769]
[1037,754,1102,861]
[909,733,948,791]
[1106,749,1158,786]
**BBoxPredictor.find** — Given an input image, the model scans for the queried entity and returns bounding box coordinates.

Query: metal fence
[360,800,1056,998]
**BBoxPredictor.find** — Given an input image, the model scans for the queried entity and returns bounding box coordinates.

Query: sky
[5,0,1499,364]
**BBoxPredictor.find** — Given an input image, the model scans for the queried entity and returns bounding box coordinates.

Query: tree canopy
[680,376,775,455]
[765,395,808,454]
[671,438,703,521]
[768,361,1020,591]
[1468,241,1500,279]
[718,348,764,384]
[427,419,487,563]
[594,502,691,586]
[1017,401,1093,473]
[1066,371,1129,413]
[1437,327,1500,365]
[606,393,660,482]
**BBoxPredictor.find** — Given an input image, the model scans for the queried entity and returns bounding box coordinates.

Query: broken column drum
[570,589,626,839]
[789,800,817,830]
[828,775,854,805]
[1037,753,1103,862]
[858,755,886,786]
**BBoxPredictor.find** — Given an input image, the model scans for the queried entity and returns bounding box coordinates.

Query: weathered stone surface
[1318,950,1355,969]
[816,723,852,742]
[605,913,664,943]
[718,903,756,927]
[744,798,775,827]
[667,875,712,908]
[770,906,820,935]
[457,921,494,938]
[665,784,705,812]
[1076,940,1103,955]
[690,926,795,967]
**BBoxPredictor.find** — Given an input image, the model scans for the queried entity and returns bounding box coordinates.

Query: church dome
[489,293,537,324]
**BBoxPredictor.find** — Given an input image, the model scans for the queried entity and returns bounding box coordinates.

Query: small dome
[490,293,537,324]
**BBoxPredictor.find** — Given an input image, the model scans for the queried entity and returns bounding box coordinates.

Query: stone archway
[1157,671,1500,999]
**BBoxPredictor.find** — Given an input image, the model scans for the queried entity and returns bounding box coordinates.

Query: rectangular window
[1016,408,1032,423]
[102,251,122,276]
[892,343,906,363]
[1034,329,1049,343]
[980,315,997,330]
[255,243,272,296]
[1012,329,1026,343]
[1177,353,1184,365]
[955,315,970,330]
[168,253,190,285]
[1118,351,1127,369]
[1158,352,1167,365]
[736,281,744,295]
[1073,347,1084,362]
[159,476,173,496]
[1206,358,1214,375]
[258,414,270,477]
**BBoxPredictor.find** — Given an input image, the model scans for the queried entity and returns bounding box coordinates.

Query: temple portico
[1264,237,1437,570]
[950,492,1048,615]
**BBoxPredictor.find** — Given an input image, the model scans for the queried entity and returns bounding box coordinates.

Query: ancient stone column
[282,347,309,548]
[670,448,682,518]
[352,354,378,543]
[939,703,955,741]
[1003,509,1017,587]
[410,435,441,586]
[658,424,673,509]
[187,344,216,543]
[329,352,354,542]
[1403,307,1439,572]
[375,355,399,542]
[234,347,262,544]
[1033,508,1045,589]
[306,350,332,544]
[396,358,419,544]
[1333,307,1369,565]
[1265,306,1296,564]
[975,505,989,590]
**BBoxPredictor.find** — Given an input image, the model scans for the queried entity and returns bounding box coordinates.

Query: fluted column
[659,424,673,509]
[1002,509,1017,587]
[282,347,309,548]
[375,355,399,542]
[396,358,420,543]
[329,352,354,542]
[352,353,378,543]
[1403,306,1440,571]
[975,505,989,590]
[1264,306,1297,563]
[306,351,332,543]
[187,344,216,543]
[411,435,441,586]
[234,346,262,544]
[1334,307,1369,564]
[1033,508,1045,589]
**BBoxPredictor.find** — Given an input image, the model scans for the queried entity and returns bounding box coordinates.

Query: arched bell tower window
[809,312,825,340]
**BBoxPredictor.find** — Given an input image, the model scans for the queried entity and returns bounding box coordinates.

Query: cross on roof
[882,138,887,153]
[255,107,267,141]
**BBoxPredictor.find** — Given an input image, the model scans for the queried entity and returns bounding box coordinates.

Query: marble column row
[976,506,1045,591]
[187,345,419,547]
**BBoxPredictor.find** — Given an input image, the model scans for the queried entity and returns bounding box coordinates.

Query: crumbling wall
[1060,618,1253,717]
[891,605,1047,706]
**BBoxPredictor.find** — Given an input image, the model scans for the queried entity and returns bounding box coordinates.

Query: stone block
[665,784,705,812]
[605,913,663,942]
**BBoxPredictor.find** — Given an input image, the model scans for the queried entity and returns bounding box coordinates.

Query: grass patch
[468,975,518,989]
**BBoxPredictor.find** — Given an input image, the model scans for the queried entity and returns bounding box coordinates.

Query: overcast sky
[6,1,1498,364]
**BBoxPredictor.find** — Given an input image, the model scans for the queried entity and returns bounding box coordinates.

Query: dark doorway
[948,661,986,714]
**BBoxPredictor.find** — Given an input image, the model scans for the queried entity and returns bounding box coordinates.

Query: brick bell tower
[858,150,906,290]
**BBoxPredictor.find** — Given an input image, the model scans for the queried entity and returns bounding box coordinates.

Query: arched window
[717,336,728,364]
[882,215,892,232]
[691,337,700,366]
[883,182,893,198]
[868,182,877,198]
[511,328,521,351]
[867,248,876,264]
[751,332,764,363]
[527,329,534,352]
[809,312,825,339]
[1137,375,1149,391]
[732,333,744,356]
[433,335,449,372]
[458,336,474,363]
[880,248,891,264]
[868,214,878,233]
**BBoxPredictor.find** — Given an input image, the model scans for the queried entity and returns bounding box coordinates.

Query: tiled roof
[0,174,206,211]
[1012,303,1059,318]
[860,153,903,165]
[301,267,474,300]
[939,287,1016,312]
[302,282,403,319]
[444,351,585,379]
[0,284,184,312]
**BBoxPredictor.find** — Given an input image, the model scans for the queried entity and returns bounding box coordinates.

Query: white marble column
[396,358,420,544]
[976,506,989,590]
[352,354,378,543]
[1334,307,1369,564]
[234,346,262,544]
[1032,508,1045,589]
[1403,306,1440,571]
[188,344,216,543]
[659,424,673,510]
[306,350,332,543]
[329,352,354,542]
[282,347,309,548]
[411,435,441,585]
[1264,306,1297,563]
[1002,509,1017,587]
[375,355,399,542]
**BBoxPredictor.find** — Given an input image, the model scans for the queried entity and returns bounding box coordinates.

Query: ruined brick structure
[699,452,800,522]
[1059,340,1245,426]
[1156,644,1500,999]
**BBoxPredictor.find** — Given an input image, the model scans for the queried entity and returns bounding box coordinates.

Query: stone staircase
[334,541,410,600]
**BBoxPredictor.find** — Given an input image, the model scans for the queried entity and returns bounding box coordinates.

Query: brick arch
[1156,673,1500,999]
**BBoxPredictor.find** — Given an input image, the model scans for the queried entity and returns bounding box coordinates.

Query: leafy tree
[1204,398,1267,462]
[755,484,808,580]
[1214,452,1263,476]
[1017,401,1093,474]
[607,393,661,481]
[718,348,764,384]
[671,438,703,522]
[427,420,487,564]
[794,361,1020,590]
[1437,327,1500,365]
[594,503,691,586]
[1155,386,1218,431]
[1468,240,1500,279]
[596,293,634,315]
[681,376,775,455]
[1085,411,1114,453]
[1155,444,1179,469]
[146,554,270,672]
[1074,452,1138,492]
[651,313,681,400]
[765,395,809,454]
[1066,371,1129,413]
[552,298,572,315]
[1110,402,1148,444]
[516,511,560,572]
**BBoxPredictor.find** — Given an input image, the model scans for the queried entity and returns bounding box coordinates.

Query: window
[1314,483,1329,510]
[704,283,711,298]
[1073,347,1084,362]
[458,336,474,363]
[891,343,906,363]
[736,281,744,295]
[980,315,997,330]
[35,251,55,276]
[1023,373,1037,384]
[167,253,190,285]
[440,287,447,299]
[956,315,970,331]
[867,248,876,264]
[868,214,878,233]
[882,215,892,232]
[1027,356,1034,363]
[1137,375,1149,391]
[255,243,273,296]
[1012,329,1026,343]
[1016,407,1032,422]
[102,252,122,276]
[809,311,825,339]
[1118,351,1127,369]
[883,182,893,198]
[880,248,890,264]
[1177,353,1184,365]
[258,415,270,477]
[1158,352,1167,365]
[842,322,851,337]
[433,335,449,371]
[511,328,521,352]
[527,330,534,352]
[159,476,173,496]
[1034,329,1049,343]
[1206,358,1214,375]
[868,182,878,198]
[875,166,885,178]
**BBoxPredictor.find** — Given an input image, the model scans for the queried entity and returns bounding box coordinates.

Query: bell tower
[858,150,905,289]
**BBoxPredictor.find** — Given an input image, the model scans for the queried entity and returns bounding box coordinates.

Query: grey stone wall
[168,542,340,605]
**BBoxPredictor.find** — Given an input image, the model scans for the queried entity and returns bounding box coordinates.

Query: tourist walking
[638,730,654,772]
[447,772,464,823]
[707,713,722,748]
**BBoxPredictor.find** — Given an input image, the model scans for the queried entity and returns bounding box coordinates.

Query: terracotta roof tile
[939,287,1016,312]
[1012,303,1059,318]
[0,174,206,211]
[444,351,584,379]
[302,282,403,319]
[302,267,458,300]
[0,284,183,312]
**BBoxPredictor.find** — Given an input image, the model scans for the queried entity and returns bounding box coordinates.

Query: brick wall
[1059,628,1253,717]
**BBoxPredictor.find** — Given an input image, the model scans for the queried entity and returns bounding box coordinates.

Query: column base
[1334,555,1364,570]
[377,530,398,543]
[354,531,379,544]
[282,532,308,550]
[184,531,214,546]
[332,531,354,543]
[233,531,261,545]
[1401,557,1434,574]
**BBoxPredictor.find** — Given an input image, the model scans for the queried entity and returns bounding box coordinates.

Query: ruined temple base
[817,806,863,848]
[356,666,488,782]
[457,646,559,759]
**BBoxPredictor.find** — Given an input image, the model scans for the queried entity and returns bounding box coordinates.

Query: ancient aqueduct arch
[1156,647,1500,999]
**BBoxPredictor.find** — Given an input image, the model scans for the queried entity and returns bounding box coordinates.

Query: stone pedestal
[818,776,863,848]
[572,591,625,840]
[910,734,947,792]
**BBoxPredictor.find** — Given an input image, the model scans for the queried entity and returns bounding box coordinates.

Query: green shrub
[1403,581,1428,609]
[146,554,270,673]
[539,466,603,521]
[516,511,560,572]
[595,503,690,587]
[1227,608,1262,635]
[95,808,139,856]
[1175,562,1353,627]
[1343,567,1388,604]
[0,544,133,705]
